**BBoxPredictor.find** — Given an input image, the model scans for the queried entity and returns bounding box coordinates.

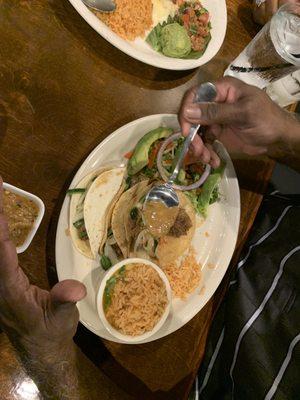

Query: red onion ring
[157,132,211,191]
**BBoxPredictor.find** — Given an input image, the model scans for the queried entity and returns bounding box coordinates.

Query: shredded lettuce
[146,15,175,52]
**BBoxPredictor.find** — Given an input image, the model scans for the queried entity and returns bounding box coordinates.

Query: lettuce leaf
[146,24,163,52]
[184,163,225,217]
[197,163,225,217]
[146,16,176,52]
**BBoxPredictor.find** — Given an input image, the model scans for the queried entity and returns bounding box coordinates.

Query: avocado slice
[127,127,173,176]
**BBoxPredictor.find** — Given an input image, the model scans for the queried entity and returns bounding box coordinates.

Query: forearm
[268,112,300,173]
[6,334,131,400]
[11,338,81,400]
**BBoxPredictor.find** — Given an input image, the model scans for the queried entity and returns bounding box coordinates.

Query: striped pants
[190,193,300,400]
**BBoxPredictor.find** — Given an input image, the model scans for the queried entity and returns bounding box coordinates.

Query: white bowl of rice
[97,258,172,343]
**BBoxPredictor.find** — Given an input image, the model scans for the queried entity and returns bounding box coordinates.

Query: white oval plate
[68,0,227,70]
[55,114,240,343]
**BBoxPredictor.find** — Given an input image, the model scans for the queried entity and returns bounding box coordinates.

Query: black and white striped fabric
[189,192,300,400]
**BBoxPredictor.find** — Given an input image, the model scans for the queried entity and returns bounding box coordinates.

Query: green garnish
[79,229,88,240]
[100,255,112,271]
[103,266,127,310]
[130,207,138,220]
[143,166,156,178]
[197,163,225,217]
[107,227,113,237]
[189,24,198,35]
[172,138,184,171]
[139,195,146,204]
[73,218,84,229]
[209,186,220,204]
[67,188,86,195]
[191,172,200,182]
[119,265,126,275]
[125,176,132,190]
[184,163,225,216]
[104,276,116,309]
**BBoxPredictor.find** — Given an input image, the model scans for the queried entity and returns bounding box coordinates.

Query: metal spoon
[82,0,116,13]
[144,82,217,209]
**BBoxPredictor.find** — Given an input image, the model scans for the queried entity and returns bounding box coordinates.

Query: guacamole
[160,23,191,58]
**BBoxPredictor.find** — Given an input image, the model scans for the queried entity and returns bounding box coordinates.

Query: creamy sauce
[151,0,177,26]
[143,200,179,238]
[3,190,39,247]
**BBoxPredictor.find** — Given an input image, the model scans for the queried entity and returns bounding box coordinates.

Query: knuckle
[242,99,255,122]
[204,103,218,121]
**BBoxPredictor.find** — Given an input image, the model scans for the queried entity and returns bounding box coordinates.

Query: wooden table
[0,0,274,399]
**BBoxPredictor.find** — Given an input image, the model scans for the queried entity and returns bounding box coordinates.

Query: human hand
[0,176,86,354]
[252,0,300,25]
[179,77,296,164]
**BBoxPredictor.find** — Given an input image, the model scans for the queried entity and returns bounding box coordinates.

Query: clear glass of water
[225,3,300,88]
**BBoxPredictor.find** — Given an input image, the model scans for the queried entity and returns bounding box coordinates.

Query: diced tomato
[148,142,162,168]
[189,163,205,174]
[198,13,209,24]
[124,151,133,159]
[182,13,190,26]
[184,152,199,166]
[198,27,209,37]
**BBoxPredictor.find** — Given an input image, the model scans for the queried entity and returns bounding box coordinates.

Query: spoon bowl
[145,183,179,208]
[82,0,116,13]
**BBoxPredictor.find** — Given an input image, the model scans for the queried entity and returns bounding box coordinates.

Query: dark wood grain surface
[0,0,274,399]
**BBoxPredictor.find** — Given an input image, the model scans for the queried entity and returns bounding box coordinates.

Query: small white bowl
[3,183,45,254]
[97,258,172,344]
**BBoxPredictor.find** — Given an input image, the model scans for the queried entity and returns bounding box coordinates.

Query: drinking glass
[225,3,300,88]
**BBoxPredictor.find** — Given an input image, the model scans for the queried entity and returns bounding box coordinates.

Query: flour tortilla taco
[69,167,125,259]
[111,180,151,258]
[111,180,196,264]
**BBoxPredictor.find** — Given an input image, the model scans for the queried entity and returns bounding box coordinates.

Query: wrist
[267,112,300,160]
[18,336,76,364]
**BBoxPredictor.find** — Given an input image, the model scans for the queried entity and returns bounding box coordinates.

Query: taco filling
[111,180,196,264]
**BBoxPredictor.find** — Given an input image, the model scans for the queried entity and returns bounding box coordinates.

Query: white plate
[55,114,240,343]
[68,0,227,70]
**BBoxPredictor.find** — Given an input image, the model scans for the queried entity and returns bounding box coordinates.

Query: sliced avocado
[127,127,173,176]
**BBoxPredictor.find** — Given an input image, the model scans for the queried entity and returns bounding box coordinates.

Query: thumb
[184,102,242,126]
[50,279,87,318]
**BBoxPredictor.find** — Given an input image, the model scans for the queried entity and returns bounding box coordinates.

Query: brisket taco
[111,180,196,265]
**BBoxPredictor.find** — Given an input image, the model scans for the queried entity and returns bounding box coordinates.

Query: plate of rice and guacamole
[67,0,227,70]
[55,114,240,343]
